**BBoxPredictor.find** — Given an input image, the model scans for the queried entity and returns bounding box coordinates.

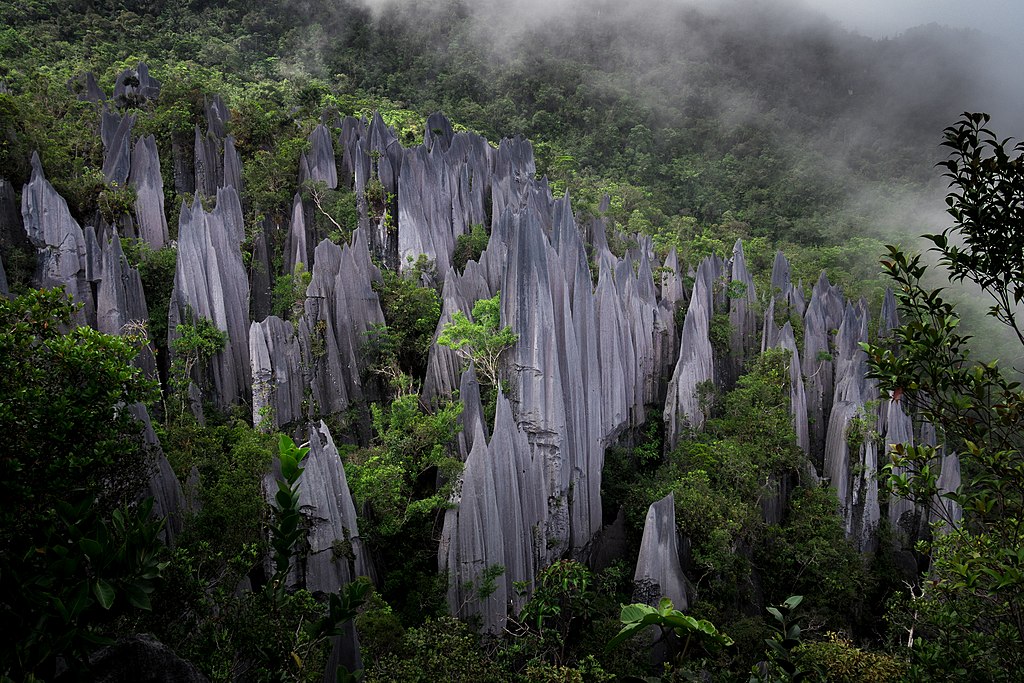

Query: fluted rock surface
[299,230,385,421]
[728,239,758,383]
[284,193,310,277]
[634,492,688,610]
[21,153,91,322]
[130,403,187,545]
[101,108,136,185]
[168,187,251,410]
[883,399,917,535]
[128,135,168,248]
[440,391,544,633]
[300,421,371,593]
[250,316,304,430]
[664,257,718,449]
[305,124,338,190]
[95,231,157,378]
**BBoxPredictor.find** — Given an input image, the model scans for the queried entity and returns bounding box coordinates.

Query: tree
[0,289,165,678]
[437,292,518,388]
[863,113,1024,679]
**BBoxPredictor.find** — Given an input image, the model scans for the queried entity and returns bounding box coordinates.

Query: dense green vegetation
[2,1,1022,680]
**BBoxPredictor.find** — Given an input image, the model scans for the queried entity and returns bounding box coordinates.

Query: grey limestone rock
[129,404,187,545]
[168,187,251,411]
[128,135,169,248]
[664,257,717,449]
[933,450,963,532]
[299,230,385,421]
[634,492,688,610]
[249,218,274,322]
[21,153,91,321]
[424,111,455,151]
[102,108,136,185]
[440,391,544,633]
[422,263,491,404]
[300,421,372,594]
[306,124,338,190]
[68,71,106,103]
[84,225,104,284]
[728,239,758,382]
[776,321,810,455]
[171,131,195,196]
[457,363,487,459]
[284,193,310,278]
[883,399,918,536]
[491,137,537,216]
[250,316,304,430]
[193,125,223,199]
[0,250,7,297]
[101,105,121,151]
[822,303,880,551]
[113,62,161,108]
[878,287,899,340]
[96,231,157,378]
[338,116,366,190]
[223,135,243,194]
[205,95,229,141]
[770,250,791,300]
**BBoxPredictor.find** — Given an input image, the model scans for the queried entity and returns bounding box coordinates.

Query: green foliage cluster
[368,258,442,380]
[863,113,1024,680]
[271,261,311,321]
[437,291,518,388]
[608,598,734,665]
[0,290,164,679]
[168,315,228,413]
[346,393,462,539]
[452,223,489,272]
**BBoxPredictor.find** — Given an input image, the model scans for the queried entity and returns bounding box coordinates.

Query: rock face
[305,124,338,190]
[21,153,91,322]
[128,135,169,248]
[113,62,162,108]
[83,634,207,683]
[299,421,372,593]
[168,187,251,411]
[95,231,157,378]
[299,229,385,421]
[728,239,758,383]
[633,492,688,610]
[774,321,809,456]
[664,256,718,449]
[130,404,187,545]
[440,391,544,633]
[68,71,106,103]
[101,107,136,185]
[883,398,918,537]
[249,316,304,430]
[822,303,879,551]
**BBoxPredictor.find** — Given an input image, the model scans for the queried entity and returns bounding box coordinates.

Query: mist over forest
[2,0,1023,681]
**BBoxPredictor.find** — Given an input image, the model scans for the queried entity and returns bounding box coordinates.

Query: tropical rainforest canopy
[1,1,1022,681]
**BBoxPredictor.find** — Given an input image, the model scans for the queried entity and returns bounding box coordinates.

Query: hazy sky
[800,0,1019,40]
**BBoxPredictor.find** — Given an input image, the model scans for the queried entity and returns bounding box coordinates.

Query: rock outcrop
[633,492,688,610]
[21,153,91,323]
[249,316,304,431]
[168,187,251,411]
[440,391,544,633]
[664,256,718,448]
[298,230,385,422]
[128,135,169,248]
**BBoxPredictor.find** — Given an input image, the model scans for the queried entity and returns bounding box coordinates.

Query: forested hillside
[2,1,1022,681]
